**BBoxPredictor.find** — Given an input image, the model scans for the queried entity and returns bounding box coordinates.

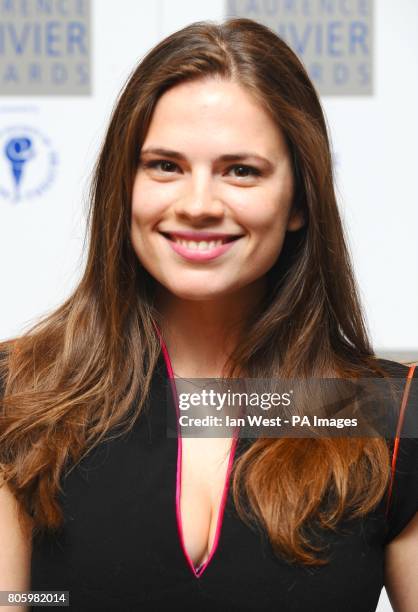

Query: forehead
[142,78,288,159]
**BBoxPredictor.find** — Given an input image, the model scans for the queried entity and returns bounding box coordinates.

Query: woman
[0,18,417,612]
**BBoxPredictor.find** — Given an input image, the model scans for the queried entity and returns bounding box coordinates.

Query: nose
[173,169,224,221]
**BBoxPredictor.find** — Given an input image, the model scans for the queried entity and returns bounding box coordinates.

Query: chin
[162,281,235,302]
[167,288,224,301]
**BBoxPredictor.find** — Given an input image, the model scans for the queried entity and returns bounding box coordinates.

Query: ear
[286,206,305,232]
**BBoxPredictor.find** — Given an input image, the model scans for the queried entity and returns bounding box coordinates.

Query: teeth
[174,238,225,250]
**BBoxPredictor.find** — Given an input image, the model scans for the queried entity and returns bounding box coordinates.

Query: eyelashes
[228,165,262,178]
[143,160,178,173]
[141,159,262,179]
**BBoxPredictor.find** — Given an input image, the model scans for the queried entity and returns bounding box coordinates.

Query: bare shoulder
[0,479,33,591]
[385,512,418,612]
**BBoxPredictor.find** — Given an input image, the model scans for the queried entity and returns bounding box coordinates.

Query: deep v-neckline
[158,334,239,578]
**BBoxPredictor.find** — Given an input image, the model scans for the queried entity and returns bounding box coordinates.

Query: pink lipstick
[159,231,243,262]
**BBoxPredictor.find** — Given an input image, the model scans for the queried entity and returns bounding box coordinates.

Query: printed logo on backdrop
[0,0,91,95]
[0,126,58,202]
[226,0,373,96]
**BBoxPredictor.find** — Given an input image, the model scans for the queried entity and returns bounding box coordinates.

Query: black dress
[29,347,418,612]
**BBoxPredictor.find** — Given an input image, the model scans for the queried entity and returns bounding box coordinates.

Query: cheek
[131,177,170,226]
[230,187,293,236]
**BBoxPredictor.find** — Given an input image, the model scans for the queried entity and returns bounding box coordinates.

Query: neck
[154,278,266,378]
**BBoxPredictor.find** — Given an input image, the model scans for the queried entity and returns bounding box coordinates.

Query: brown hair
[0,18,390,565]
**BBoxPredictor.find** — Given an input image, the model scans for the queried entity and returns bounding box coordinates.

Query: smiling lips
[159,231,243,261]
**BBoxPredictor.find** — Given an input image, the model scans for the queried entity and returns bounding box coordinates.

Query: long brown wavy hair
[0,18,391,565]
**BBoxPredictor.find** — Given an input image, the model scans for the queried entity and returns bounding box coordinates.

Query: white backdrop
[1,2,417,609]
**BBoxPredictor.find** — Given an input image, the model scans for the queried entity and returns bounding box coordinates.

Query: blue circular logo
[0,126,58,203]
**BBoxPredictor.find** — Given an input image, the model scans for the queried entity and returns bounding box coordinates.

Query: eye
[226,164,261,178]
[144,159,180,173]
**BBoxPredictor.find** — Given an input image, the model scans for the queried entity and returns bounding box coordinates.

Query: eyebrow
[140,147,274,169]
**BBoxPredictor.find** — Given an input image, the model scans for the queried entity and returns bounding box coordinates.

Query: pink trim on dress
[153,321,239,579]
[385,364,416,517]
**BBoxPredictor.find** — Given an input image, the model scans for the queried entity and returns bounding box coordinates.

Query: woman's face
[131,77,303,301]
